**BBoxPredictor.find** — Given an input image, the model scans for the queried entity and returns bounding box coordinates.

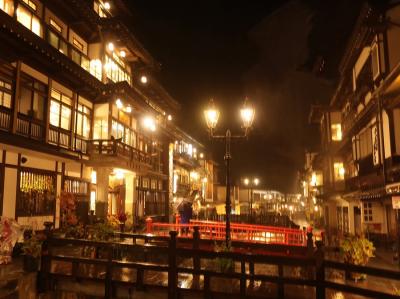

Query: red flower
[117,211,127,223]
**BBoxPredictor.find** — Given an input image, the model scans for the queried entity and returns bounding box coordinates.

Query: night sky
[126,0,363,193]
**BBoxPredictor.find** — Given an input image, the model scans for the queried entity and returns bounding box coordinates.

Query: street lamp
[243,177,260,222]
[204,98,255,246]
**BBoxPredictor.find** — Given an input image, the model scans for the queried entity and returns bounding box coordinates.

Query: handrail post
[168,231,178,299]
[105,244,113,298]
[146,217,153,234]
[193,226,200,288]
[315,241,325,299]
[278,264,284,299]
[240,260,246,299]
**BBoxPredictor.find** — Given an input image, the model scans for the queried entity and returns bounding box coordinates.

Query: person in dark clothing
[179,201,193,235]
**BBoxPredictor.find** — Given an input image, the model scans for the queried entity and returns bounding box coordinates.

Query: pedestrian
[180,201,193,235]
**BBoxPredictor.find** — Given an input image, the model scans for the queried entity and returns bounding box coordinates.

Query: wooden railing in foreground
[39,229,400,299]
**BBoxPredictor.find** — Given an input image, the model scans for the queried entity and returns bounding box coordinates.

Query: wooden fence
[39,229,400,299]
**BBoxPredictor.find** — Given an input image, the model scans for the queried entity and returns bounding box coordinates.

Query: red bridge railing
[146,217,320,247]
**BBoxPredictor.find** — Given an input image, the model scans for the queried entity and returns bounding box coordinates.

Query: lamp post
[204,98,255,246]
[243,177,259,223]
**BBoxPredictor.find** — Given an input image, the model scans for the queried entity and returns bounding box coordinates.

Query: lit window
[73,38,84,52]
[0,78,12,108]
[17,5,42,37]
[105,55,131,84]
[331,123,342,141]
[22,0,36,11]
[0,0,14,16]
[49,18,62,33]
[89,59,102,81]
[333,162,345,181]
[363,202,373,222]
[50,89,72,130]
[75,101,91,139]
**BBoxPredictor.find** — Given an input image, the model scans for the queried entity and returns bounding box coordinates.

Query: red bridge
[146,218,322,247]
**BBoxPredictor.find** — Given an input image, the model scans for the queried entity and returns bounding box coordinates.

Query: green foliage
[90,222,114,241]
[214,241,234,273]
[340,235,375,266]
[22,233,44,258]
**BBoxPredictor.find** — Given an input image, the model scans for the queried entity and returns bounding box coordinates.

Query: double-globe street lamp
[204,98,255,246]
[243,177,259,222]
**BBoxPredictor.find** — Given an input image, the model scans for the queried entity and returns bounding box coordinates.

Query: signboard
[392,196,400,209]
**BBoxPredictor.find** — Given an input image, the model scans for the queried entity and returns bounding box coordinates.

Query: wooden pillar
[95,167,110,219]
[192,226,200,289]
[11,60,21,134]
[168,231,178,299]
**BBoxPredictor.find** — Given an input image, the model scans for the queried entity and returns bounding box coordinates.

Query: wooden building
[0,0,213,229]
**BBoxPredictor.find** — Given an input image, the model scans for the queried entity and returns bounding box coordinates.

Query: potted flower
[117,211,127,232]
[22,232,45,272]
[0,217,23,264]
[340,235,375,281]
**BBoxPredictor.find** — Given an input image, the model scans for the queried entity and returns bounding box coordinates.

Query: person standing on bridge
[179,201,193,235]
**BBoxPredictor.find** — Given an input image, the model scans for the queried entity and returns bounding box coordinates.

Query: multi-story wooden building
[0,0,212,229]
[307,3,400,243]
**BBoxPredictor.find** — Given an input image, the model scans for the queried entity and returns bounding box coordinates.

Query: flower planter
[23,255,39,272]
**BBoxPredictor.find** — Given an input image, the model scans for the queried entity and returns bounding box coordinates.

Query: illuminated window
[333,162,345,181]
[331,123,342,141]
[48,30,67,55]
[89,59,102,81]
[0,0,14,15]
[72,38,84,52]
[363,202,373,222]
[22,0,36,11]
[93,1,110,18]
[17,4,41,37]
[75,101,91,138]
[49,18,62,33]
[50,89,72,130]
[105,55,131,84]
[0,78,12,109]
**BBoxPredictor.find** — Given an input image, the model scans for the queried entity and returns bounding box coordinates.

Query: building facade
[306,3,400,243]
[0,0,213,229]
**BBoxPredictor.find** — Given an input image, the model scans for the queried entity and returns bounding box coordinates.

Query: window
[371,39,380,80]
[0,65,13,109]
[48,30,67,55]
[359,127,373,159]
[22,0,36,11]
[333,162,345,181]
[331,124,342,141]
[89,59,102,80]
[50,89,72,130]
[17,168,56,217]
[75,101,91,138]
[72,38,84,52]
[94,0,110,18]
[0,0,14,15]
[18,73,46,120]
[16,4,41,37]
[49,18,62,33]
[105,55,131,84]
[363,202,373,222]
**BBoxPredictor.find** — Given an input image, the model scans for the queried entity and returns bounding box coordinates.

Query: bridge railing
[146,218,313,246]
[39,230,400,299]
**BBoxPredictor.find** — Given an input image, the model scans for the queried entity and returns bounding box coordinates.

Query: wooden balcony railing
[49,126,70,148]
[0,106,11,131]
[88,138,151,166]
[16,114,44,140]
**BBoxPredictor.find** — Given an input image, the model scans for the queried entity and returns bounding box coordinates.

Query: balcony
[173,152,200,169]
[87,139,151,173]
[0,10,103,96]
[357,155,376,176]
